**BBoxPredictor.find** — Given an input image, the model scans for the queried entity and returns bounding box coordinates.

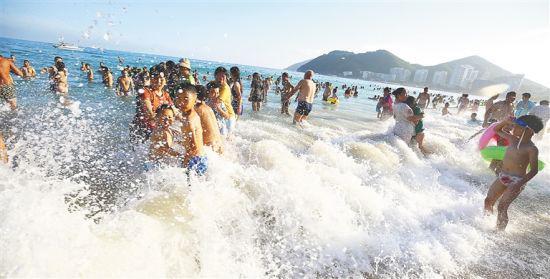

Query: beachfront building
[413,69,429,84]
[432,71,448,87]
[361,71,396,82]
[343,71,353,77]
[449,64,476,89]
[390,67,411,82]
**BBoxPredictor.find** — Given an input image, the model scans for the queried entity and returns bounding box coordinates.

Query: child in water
[376,97,384,119]
[148,104,181,167]
[483,115,544,231]
[405,96,427,154]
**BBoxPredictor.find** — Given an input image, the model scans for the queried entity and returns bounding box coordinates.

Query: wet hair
[195,85,208,101]
[252,72,260,79]
[471,112,477,118]
[56,62,65,71]
[166,60,175,68]
[522,92,531,98]
[282,72,289,78]
[506,91,516,98]
[462,94,468,97]
[155,104,175,115]
[175,83,197,96]
[23,59,29,63]
[517,115,544,133]
[404,96,416,109]
[206,81,220,90]
[424,87,428,90]
[444,102,450,106]
[540,100,549,106]
[214,66,227,76]
[391,87,406,97]
[54,56,62,61]
[230,66,240,78]
[383,87,390,93]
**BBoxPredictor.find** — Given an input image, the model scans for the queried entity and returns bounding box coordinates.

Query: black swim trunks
[296,101,312,116]
[0,84,16,101]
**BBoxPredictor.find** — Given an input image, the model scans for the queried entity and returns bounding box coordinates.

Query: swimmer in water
[0,55,24,110]
[195,84,223,154]
[149,104,181,165]
[102,68,114,88]
[288,70,315,125]
[116,70,134,96]
[483,115,543,231]
[174,84,208,175]
[20,60,36,79]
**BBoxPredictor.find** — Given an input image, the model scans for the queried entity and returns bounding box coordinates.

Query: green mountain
[285,58,313,71]
[294,50,550,99]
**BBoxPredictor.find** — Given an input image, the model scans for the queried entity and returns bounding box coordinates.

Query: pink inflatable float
[478,122,509,150]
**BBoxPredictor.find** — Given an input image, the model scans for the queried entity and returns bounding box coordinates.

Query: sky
[1,0,549,87]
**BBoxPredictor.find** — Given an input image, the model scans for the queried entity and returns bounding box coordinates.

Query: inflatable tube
[478,122,509,149]
[478,122,498,150]
[480,146,545,171]
[326,97,339,105]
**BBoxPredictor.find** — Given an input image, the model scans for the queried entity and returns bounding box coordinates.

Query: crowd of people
[1,52,549,231]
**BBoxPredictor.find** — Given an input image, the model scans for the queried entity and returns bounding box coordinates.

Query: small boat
[53,42,83,51]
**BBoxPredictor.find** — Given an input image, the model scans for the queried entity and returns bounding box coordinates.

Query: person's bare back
[296,79,315,103]
[0,57,23,110]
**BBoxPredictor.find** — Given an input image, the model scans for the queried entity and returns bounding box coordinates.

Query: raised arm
[10,61,24,77]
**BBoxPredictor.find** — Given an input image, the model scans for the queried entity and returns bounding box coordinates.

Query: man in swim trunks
[288,70,315,124]
[417,87,430,109]
[20,60,36,79]
[483,115,543,231]
[0,56,24,110]
[174,84,208,175]
[116,70,134,96]
[280,72,293,115]
[483,91,516,127]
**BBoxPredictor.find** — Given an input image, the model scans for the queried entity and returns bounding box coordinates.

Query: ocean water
[1,37,549,278]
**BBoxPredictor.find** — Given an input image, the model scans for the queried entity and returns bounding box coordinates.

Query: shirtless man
[483,115,543,230]
[20,60,36,79]
[174,84,208,175]
[417,87,430,109]
[0,56,24,110]
[288,70,315,124]
[116,70,134,96]
[102,68,114,88]
[483,91,516,127]
[322,82,331,101]
[194,85,223,154]
[485,94,499,113]
[84,64,94,81]
[280,72,293,115]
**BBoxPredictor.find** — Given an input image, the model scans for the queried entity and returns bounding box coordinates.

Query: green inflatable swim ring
[480,146,545,171]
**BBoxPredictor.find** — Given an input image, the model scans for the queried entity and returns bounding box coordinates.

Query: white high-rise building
[389,67,412,82]
[432,71,448,87]
[343,71,353,77]
[413,69,429,83]
[449,65,475,88]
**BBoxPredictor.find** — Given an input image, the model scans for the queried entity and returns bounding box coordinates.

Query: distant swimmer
[288,70,315,125]
[405,96,427,154]
[20,60,36,79]
[280,72,293,115]
[457,94,470,114]
[148,104,181,166]
[483,115,543,231]
[116,70,134,96]
[0,55,24,110]
[483,91,516,127]
[322,82,331,102]
[195,85,223,154]
[417,87,430,109]
[84,63,94,81]
[174,84,208,175]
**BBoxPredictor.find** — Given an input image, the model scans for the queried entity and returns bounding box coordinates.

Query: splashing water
[1,38,549,278]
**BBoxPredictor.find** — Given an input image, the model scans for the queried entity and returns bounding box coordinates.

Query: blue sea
[1,37,549,278]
